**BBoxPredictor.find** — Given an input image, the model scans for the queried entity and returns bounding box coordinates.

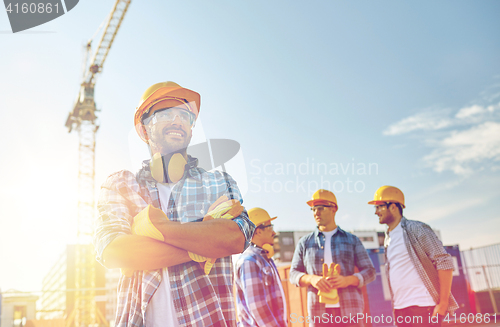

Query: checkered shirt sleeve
[234,246,287,327]
[401,217,459,313]
[94,170,150,265]
[93,163,255,327]
[290,228,376,323]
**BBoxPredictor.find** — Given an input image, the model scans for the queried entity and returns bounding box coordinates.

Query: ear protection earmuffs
[262,244,275,259]
[150,152,187,183]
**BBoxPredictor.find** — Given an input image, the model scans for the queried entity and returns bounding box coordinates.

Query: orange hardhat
[248,207,277,227]
[134,81,201,142]
[368,185,406,208]
[307,189,338,207]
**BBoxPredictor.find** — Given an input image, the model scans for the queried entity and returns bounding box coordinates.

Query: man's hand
[193,196,244,274]
[310,275,334,293]
[328,275,359,289]
[435,269,453,317]
[432,302,448,317]
[319,263,340,304]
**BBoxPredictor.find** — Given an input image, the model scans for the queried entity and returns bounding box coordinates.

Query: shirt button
[321,258,324,261]
[321,246,324,249]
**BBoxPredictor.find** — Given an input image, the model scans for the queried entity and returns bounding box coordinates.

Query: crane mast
[64,1,130,326]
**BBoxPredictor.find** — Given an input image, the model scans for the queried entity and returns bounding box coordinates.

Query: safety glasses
[310,205,333,212]
[143,107,196,127]
[374,203,392,210]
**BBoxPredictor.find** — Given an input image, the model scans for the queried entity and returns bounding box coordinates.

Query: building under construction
[38,245,107,325]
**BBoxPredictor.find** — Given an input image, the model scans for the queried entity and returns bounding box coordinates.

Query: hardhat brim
[307,199,336,207]
[139,86,200,117]
[254,216,277,227]
[367,200,406,208]
[367,200,385,205]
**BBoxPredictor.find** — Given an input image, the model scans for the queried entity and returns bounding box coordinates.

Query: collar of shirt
[249,243,272,260]
[136,155,202,186]
[400,216,408,228]
[314,226,343,238]
[314,226,343,249]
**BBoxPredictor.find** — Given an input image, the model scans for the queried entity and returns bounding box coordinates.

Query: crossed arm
[94,172,253,270]
[102,219,245,270]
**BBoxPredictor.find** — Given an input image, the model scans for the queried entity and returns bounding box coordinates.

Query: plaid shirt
[384,217,459,313]
[234,244,287,327]
[289,227,375,325]
[94,156,255,327]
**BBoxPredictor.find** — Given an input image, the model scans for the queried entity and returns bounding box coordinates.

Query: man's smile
[163,127,185,138]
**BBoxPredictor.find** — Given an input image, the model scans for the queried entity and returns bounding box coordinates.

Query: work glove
[318,263,340,304]
[189,195,244,274]
[122,196,243,276]
[120,205,168,277]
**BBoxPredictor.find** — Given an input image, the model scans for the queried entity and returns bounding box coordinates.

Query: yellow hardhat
[134,81,201,142]
[248,207,277,227]
[307,189,338,207]
[368,185,406,208]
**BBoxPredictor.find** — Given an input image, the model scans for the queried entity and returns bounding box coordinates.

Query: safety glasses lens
[144,108,195,126]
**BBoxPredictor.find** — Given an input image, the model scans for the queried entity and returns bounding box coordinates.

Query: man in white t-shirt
[368,186,458,327]
[94,82,255,326]
[290,189,375,327]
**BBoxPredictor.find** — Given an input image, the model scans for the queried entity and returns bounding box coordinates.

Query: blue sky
[1,0,499,292]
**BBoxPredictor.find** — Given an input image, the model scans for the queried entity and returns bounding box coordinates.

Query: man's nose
[171,114,183,125]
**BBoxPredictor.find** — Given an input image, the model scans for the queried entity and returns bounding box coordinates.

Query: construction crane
[64,1,131,326]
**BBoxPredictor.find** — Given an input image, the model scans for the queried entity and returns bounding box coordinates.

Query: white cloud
[383,110,452,136]
[412,178,465,201]
[487,102,500,112]
[455,105,485,119]
[411,197,486,223]
[455,102,500,120]
[423,122,500,175]
[384,83,500,175]
[384,102,500,137]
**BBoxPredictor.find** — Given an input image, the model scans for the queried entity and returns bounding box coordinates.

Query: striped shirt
[385,217,459,313]
[289,227,376,325]
[234,244,287,327]
[94,157,255,327]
